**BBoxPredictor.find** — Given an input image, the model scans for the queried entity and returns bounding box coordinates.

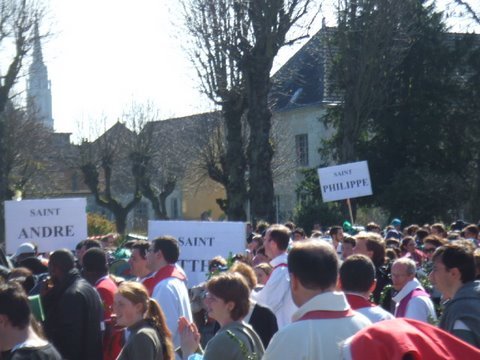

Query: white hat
[13,242,36,259]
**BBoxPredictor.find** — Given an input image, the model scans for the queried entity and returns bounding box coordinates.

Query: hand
[179,317,201,358]
[39,276,53,297]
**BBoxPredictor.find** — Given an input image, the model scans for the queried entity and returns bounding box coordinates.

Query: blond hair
[117,282,174,360]
[230,262,257,291]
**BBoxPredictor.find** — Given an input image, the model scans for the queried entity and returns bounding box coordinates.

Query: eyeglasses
[203,292,219,302]
[424,248,436,253]
[391,272,409,278]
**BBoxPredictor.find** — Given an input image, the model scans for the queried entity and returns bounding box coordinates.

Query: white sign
[5,198,88,255]
[317,161,373,202]
[149,221,245,286]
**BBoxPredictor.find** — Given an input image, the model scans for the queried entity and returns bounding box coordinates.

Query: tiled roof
[269,28,480,112]
[270,27,337,111]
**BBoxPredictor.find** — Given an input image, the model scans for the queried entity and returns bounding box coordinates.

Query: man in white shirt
[329,226,344,256]
[391,258,436,323]
[263,240,371,359]
[145,236,193,348]
[339,254,395,323]
[253,224,297,328]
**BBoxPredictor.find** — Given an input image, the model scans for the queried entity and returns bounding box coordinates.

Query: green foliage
[206,252,234,280]
[360,6,475,223]
[324,0,480,223]
[87,213,116,236]
[378,168,466,225]
[226,329,259,360]
[293,169,344,232]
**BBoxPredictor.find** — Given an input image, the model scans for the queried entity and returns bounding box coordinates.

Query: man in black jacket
[42,249,103,360]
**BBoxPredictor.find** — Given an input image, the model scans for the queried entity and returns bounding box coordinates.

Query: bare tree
[0,0,47,242]
[79,120,141,235]
[181,0,249,220]
[188,113,243,213]
[452,0,480,24]
[125,102,178,220]
[241,0,319,223]
[181,0,319,222]
[190,115,227,186]
[145,112,221,218]
[189,107,299,218]
[2,102,54,197]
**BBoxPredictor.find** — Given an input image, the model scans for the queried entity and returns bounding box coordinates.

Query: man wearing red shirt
[83,248,122,360]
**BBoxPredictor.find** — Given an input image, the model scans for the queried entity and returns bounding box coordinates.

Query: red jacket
[95,276,122,360]
[344,318,480,359]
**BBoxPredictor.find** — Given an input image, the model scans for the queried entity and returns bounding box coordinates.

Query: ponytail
[146,298,175,360]
[117,282,175,360]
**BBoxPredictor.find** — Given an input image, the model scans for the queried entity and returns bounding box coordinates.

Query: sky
[36,0,339,139]
[34,0,479,139]
[45,0,212,137]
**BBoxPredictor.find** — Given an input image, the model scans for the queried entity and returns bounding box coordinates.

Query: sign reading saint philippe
[149,220,245,286]
[317,161,373,202]
[5,198,88,255]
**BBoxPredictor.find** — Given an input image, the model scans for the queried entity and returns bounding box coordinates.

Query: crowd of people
[0,218,480,359]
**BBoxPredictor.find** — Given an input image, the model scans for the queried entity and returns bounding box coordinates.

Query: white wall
[272,104,334,221]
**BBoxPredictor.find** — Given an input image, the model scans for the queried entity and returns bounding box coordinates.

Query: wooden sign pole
[346,198,354,225]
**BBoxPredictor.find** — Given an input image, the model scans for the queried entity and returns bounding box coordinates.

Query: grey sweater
[117,320,164,360]
[202,321,264,360]
[439,280,480,348]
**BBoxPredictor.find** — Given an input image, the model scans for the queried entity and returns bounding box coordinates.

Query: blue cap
[391,218,401,227]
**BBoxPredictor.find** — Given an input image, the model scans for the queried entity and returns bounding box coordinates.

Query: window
[295,134,309,166]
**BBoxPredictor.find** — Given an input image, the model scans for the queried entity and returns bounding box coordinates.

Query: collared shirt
[393,278,437,323]
[151,273,193,349]
[264,291,371,359]
[292,291,356,321]
[252,253,297,328]
[345,292,395,323]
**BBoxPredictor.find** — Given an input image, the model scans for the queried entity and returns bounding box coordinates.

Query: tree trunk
[157,179,176,220]
[0,64,23,244]
[159,193,169,219]
[224,100,247,221]
[470,157,480,221]
[340,104,357,163]
[0,116,6,244]
[141,178,171,220]
[245,63,275,223]
[81,161,141,235]
[114,209,128,235]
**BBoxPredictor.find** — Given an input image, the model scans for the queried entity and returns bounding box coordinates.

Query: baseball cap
[391,218,401,227]
[13,242,36,259]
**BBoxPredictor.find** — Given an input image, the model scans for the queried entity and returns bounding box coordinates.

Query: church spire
[27,20,54,131]
[32,21,44,64]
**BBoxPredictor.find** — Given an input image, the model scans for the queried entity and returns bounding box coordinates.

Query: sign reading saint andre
[5,198,88,254]
[149,220,245,286]
[317,161,373,202]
